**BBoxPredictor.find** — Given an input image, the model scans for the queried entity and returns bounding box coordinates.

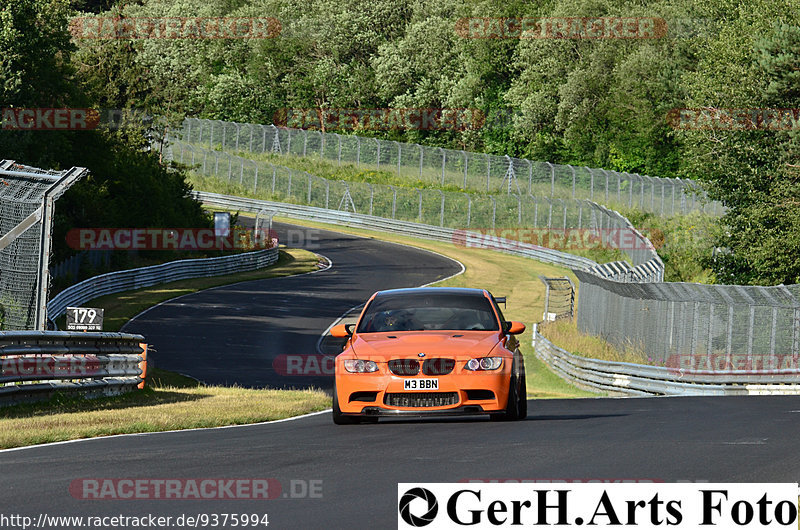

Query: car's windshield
[357,292,499,333]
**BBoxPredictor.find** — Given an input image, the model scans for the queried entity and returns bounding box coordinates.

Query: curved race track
[2,223,800,529]
[121,221,463,389]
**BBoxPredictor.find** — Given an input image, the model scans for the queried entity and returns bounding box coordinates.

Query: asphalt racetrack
[2,396,800,528]
[121,221,463,389]
[2,223,800,528]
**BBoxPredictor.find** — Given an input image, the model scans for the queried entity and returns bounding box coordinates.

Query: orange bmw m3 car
[329,287,527,424]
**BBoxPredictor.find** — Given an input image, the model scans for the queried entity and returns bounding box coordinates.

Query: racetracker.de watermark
[667,108,800,131]
[2,355,101,378]
[455,17,668,39]
[452,228,657,252]
[69,478,322,500]
[1,108,168,131]
[274,108,486,131]
[69,17,281,39]
[666,353,800,374]
[66,228,278,251]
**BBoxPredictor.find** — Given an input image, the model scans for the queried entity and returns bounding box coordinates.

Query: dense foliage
[0,0,209,264]
[4,0,800,284]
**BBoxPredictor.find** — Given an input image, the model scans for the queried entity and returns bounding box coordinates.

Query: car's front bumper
[341,405,492,417]
[336,369,512,415]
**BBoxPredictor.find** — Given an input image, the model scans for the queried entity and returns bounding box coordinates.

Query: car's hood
[350,331,501,361]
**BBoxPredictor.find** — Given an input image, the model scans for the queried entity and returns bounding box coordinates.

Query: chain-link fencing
[540,276,575,321]
[167,138,662,281]
[575,270,800,370]
[178,118,721,217]
[165,129,800,376]
[0,160,87,330]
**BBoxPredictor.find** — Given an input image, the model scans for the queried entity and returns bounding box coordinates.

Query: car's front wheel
[491,357,527,421]
[332,381,360,425]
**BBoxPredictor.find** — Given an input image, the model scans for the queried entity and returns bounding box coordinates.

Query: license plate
[403,379,439,390]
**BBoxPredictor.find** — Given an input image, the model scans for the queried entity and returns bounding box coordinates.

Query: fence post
[440,148,446,186]
[638,174,645,208]
[770,306,778,366]
[464,193,471,227]
[570,165,576,198]
[486,154,491,192]
[419,146,423,178]
[747,305,755,363]
[367,183,374,216]
[463,151,469,189]
[417,189,423,222]
[549,162,555,196]
[526,160,533,194]
[439,190,445,226]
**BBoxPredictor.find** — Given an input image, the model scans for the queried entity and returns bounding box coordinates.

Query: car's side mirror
[330,324,353,338]
[503,321,526,335]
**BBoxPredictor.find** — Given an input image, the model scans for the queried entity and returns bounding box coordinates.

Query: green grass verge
[1,248,327,449]
[0,367,329,449]
[538,319,650,365]
[54,248,322,332]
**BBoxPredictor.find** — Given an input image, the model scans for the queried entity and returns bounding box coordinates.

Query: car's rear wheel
[491,357,527,421]
[332,381,360,425]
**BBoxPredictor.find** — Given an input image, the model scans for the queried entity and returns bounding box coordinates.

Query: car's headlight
[465,357,503,371]
[343,359,379,373]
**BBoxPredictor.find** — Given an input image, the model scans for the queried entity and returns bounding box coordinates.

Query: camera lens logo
[399,487,438,527]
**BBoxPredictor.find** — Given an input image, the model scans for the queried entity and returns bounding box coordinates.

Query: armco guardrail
[533,329,800,396]
[193,191,598,271]
[171,139,663,282]
[47,247,279,320]
[0,331,147,406]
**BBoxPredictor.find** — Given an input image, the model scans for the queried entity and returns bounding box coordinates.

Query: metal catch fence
[574,270,800,370]
[167,138,663,282]
[177,118,722,217]
[0,160,87,331]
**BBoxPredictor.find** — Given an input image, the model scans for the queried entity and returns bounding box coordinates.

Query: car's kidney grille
[384,392,459,408]
[422,358,455,375]
[388,359,420,376]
